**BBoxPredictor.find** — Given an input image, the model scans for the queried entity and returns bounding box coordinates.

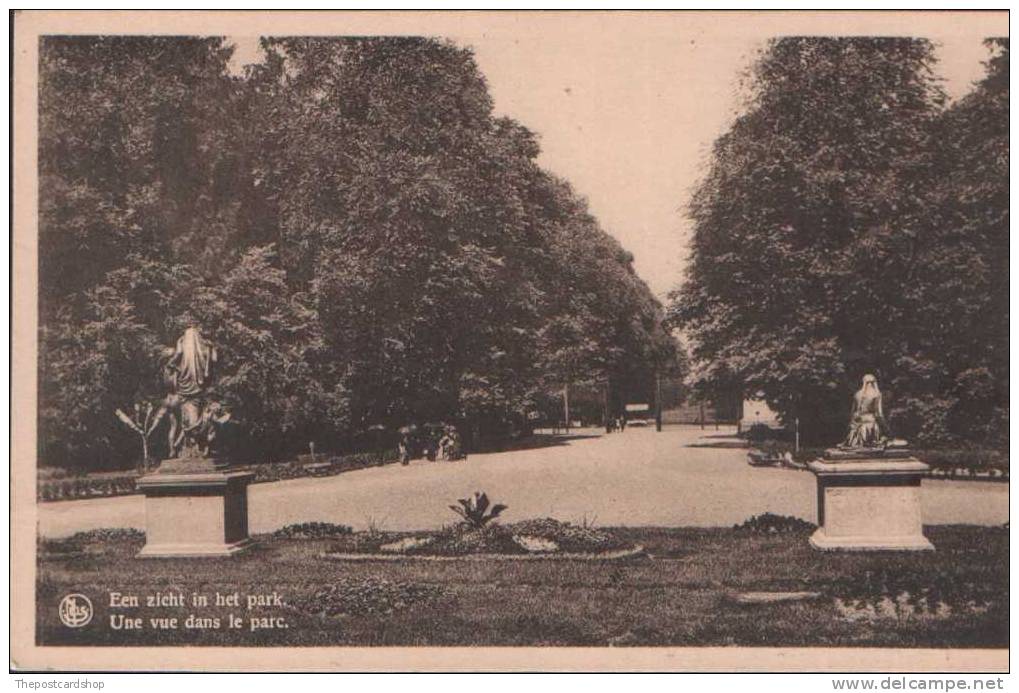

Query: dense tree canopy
[38,36,677,470]
[669,37,1008,446]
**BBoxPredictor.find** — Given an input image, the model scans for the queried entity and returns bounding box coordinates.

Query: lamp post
[603,380,610,433]
[655,371,663,432]
[562,384,570,433]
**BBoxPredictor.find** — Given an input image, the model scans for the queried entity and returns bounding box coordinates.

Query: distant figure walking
[398,433,412,465]
[438,424,465,461]
[398,424,418,465]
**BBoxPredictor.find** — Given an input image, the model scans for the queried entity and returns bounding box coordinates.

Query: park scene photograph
[17,10,1008,666]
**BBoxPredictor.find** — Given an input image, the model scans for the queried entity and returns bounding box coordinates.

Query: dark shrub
[734,513,816,534]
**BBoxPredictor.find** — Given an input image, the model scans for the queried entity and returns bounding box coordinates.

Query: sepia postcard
[11,9,1010,672]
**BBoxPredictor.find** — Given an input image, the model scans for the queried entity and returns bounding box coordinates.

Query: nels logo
[58,593,94,628]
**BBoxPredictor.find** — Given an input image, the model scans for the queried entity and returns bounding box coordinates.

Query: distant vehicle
[739,393,783,433]
[625,403,652,427]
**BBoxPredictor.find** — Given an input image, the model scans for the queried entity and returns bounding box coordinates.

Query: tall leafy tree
[248,37,676,435]
[669,38,953,443]
[896,39,1009,445]
[38,37,242,469]
[38,35,679,469]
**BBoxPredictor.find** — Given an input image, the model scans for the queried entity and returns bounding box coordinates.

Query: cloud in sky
[227,14,1000,298]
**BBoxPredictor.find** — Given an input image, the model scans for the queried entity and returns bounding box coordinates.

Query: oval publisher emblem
[58,593,93,628]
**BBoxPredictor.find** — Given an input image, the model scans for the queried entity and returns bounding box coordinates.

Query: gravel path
[37,425,1009,537]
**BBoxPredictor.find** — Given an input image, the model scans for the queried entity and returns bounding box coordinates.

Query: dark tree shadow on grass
[471,433,601,454]
[685,441,750,449]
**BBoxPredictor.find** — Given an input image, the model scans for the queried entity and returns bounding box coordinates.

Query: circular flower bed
[322,518,642,559]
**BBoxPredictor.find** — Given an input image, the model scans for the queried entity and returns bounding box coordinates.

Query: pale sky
[227,13,1004,299]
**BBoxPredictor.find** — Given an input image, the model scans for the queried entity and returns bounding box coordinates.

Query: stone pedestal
[808,456,934,552]
[136,458,256,558]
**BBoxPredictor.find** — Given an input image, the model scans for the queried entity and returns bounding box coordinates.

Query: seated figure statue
[829,374,908,459]
[842,374,887,449]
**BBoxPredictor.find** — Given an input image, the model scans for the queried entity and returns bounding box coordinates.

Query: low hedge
[752,441,1008,481]
[37,449,400,503]
[37,476,138,502]
[919,448,1009,480]
[250,450,398,484]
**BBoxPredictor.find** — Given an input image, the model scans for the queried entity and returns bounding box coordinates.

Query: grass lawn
[37,525,1007,647]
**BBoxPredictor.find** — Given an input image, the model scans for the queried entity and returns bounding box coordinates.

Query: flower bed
[322,518,643,560]
[289,577,446,619]
[272,522,353,540]
[38,528,146,560]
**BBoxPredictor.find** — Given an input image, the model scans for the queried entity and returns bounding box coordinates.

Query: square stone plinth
[136,470,256,558]
[808,457,934,552]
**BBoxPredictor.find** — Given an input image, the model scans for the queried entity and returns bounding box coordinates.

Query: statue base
[822,447,912,460]
[136,458,256,558]
[808,456,934,552]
